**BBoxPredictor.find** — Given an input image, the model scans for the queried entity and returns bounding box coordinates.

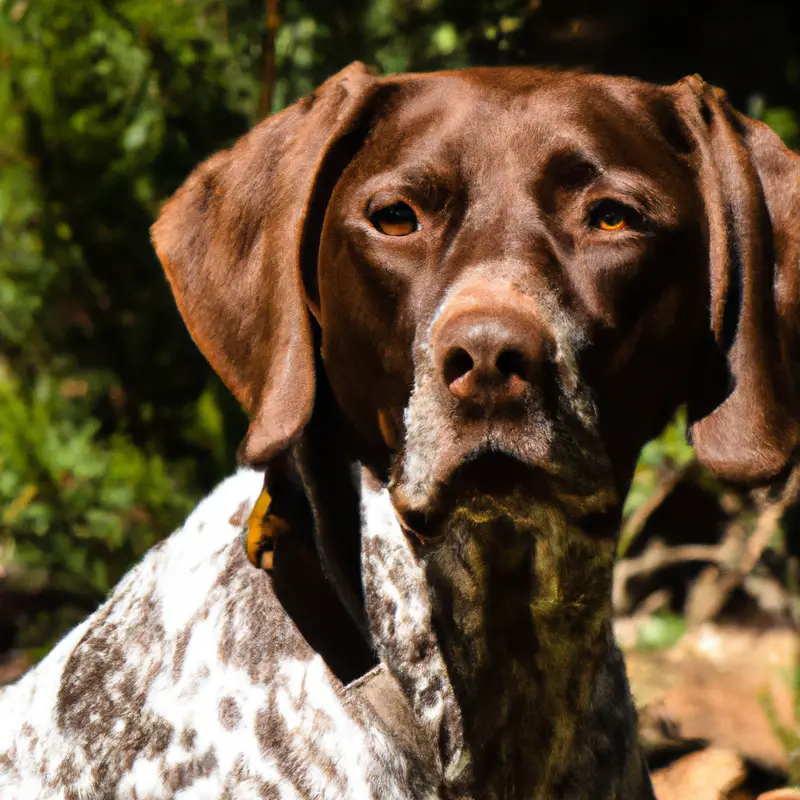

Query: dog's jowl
[2,64,799,799]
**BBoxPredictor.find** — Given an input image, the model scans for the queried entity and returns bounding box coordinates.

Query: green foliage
[624,408,697,521]
[0,0,252,649]
[635,611,687,652]
[0,364,194,599]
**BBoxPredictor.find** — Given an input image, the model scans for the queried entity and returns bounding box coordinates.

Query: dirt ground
[617,620,799,798]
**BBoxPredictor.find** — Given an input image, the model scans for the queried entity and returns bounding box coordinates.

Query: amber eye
[590,201,633,232]
[370,202,419,236]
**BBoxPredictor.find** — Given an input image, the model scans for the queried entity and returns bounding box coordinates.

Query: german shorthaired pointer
[1,63,798,799]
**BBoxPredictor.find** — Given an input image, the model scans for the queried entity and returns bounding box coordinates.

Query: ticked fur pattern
[0,470,437,800]
[357,305,653,799]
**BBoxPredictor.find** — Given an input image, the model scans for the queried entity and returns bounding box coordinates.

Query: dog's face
[315,71,710,539]
[152,63,800,550]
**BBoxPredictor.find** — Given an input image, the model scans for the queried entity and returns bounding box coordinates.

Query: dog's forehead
[360,68,678,178]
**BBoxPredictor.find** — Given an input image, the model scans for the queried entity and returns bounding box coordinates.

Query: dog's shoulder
[1,469,266,708]
[0,469,267,795]
[0,469,435,799]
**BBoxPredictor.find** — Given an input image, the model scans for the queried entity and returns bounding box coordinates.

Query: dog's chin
[391,450,621,545]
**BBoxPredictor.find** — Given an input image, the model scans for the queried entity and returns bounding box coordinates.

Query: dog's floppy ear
[151,62,378,466]
[670,75,800,483]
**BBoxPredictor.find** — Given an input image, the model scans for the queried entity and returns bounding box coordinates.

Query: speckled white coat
[0,469,441,799]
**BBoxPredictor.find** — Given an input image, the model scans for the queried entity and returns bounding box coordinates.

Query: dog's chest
[360,480,652,800]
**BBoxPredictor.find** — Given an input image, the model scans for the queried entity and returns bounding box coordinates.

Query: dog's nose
[433,303,551,412]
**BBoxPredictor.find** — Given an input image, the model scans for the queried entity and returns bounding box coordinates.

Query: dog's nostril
[495,348,527,381]
[443,347,474,386]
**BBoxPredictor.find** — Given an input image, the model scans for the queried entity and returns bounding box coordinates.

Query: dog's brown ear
[671,75,800,483]
[151,62,378,466]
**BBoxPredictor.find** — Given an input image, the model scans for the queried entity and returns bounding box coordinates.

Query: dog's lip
[393,495,622,545]
[394,507,446,545]
[391,451,535,544]
[390,449,620,544]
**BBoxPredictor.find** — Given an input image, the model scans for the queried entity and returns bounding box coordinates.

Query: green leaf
[636,612,687,652]
[432,23,458,55]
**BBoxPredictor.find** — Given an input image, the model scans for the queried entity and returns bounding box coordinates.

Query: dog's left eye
[589,200,640,232]
[370,202,419,236]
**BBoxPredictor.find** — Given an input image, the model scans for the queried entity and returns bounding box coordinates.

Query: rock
[652,747,746,799]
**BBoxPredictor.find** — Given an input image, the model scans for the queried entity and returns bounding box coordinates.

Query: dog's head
[152,63,800,550]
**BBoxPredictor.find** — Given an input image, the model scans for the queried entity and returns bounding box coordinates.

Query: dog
[1,62,798,799]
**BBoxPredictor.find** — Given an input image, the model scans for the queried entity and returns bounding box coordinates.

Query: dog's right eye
[370,202,419,236]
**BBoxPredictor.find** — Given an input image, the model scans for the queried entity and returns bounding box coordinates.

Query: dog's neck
[360,471,651,799]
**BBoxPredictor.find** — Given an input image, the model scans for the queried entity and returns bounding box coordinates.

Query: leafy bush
[0,364,194,599]
[0,0,253,643]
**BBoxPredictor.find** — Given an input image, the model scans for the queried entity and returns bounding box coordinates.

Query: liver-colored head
[152,63,800,541]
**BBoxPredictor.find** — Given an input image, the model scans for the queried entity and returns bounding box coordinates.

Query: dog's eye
[589,200,637,232]
[370,202,419,236]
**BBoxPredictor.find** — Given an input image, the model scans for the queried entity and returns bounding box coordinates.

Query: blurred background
[1,1,799,795]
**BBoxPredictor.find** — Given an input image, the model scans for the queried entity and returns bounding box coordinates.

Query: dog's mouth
[390,449,620,545]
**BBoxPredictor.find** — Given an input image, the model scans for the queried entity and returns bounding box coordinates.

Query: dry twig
[685,466,800,627]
